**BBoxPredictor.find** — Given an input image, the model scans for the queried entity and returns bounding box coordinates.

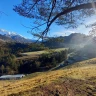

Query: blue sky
[0,0,96,39]
[0,0,33,39]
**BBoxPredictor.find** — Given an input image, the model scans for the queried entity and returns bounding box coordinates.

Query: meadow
[17,48,67,60]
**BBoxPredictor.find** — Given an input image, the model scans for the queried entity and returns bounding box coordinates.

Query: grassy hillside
[0,58,96,96]
[64,57,96,69]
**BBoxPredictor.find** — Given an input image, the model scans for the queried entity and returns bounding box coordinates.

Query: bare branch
[43,2,96,36]
[14,1,96,40]
[0,11,8,16]
[25,0,39,14]
[47,0,56,26]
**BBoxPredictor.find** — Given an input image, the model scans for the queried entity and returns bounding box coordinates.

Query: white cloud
[52,30,76,37]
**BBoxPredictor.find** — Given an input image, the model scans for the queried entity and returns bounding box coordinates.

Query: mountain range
[0,29,94,45]
[43,33,93,48]
[0,29,33,43]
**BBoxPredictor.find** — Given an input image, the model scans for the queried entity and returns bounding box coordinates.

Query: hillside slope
[64,57,96,69]
[0,58,96,96]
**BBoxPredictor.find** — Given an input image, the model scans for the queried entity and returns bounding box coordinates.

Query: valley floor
[0,58,96,96]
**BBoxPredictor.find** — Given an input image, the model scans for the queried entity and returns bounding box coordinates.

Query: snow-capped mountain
[0,29,32,43]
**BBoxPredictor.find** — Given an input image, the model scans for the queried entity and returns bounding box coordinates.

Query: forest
[0,42,67,75]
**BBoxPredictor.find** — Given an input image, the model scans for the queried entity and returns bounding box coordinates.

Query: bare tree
[13,0,96,40]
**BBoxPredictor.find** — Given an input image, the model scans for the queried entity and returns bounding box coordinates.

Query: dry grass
[65,57,96,69]
[0,58,96,96]
[21,48,67,56]
[17,48,67,60]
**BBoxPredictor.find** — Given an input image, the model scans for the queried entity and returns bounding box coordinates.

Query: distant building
[0,74,25,80]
